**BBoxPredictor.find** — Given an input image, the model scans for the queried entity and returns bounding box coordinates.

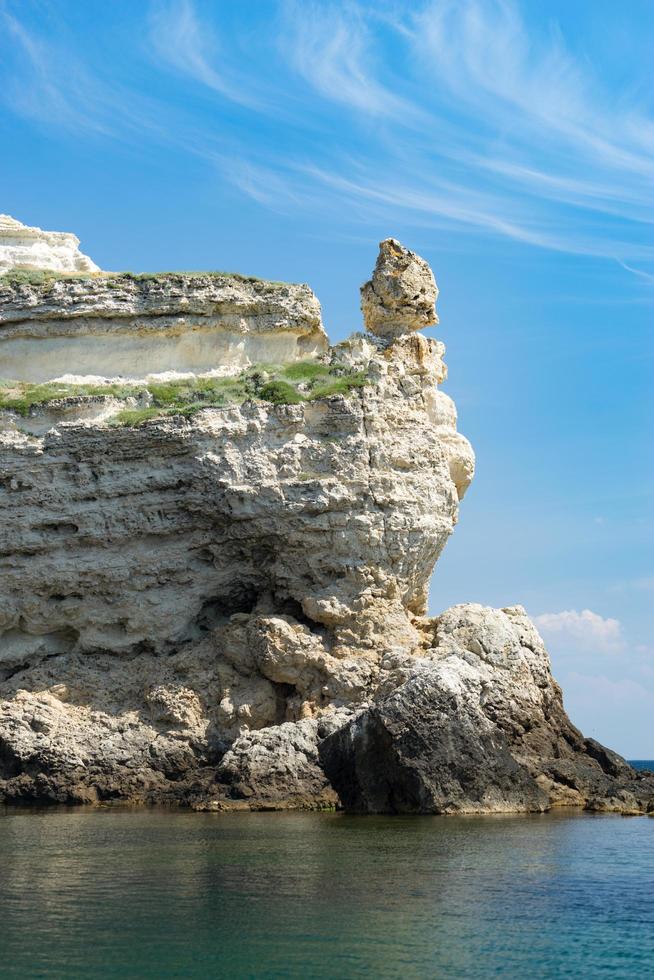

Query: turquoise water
[1,804,653,979]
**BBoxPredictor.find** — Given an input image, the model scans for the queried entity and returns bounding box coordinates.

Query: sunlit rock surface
[0,234,650,814]
[361,238,438,339]
[0,214,99,275]
[0,271,327,382]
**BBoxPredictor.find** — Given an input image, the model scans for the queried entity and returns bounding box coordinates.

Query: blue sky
[1,0,653,755]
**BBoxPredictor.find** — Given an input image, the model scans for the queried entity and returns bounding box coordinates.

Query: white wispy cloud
[148,0,262,109]
[0,7,110,135]
[616,261,654,284]
[0,3,166,142]
[1,0,653,279]
[411,0,654,178]
[533,609,624,654]
[272,0,654,269]
[281,0,418,121]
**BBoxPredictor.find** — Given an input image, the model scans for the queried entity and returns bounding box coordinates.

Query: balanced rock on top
[361,238,438,340]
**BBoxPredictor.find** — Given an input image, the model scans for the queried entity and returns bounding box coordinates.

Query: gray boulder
[320,604,654,814]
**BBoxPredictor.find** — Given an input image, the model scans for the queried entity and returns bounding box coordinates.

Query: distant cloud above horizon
[533,608,624,654]
[1,0,653,284]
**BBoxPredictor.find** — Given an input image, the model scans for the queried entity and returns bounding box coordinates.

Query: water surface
[2,804,653,978]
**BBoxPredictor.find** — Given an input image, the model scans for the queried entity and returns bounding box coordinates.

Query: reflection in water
[1,808,653,978]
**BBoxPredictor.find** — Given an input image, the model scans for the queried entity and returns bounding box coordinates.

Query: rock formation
[320,604,654,814]
[0,268,326,383]
[0,234,651,814]
[0,214,99,275]
[361,237,438,339]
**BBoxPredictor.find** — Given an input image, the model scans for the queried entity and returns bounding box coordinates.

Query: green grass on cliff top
[0,360,368,424]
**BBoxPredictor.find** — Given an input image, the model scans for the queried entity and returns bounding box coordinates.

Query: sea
[1,764,653,979]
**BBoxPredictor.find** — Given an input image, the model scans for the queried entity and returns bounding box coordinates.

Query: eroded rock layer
[0,214,99,275]
[0,237,651,813]
[0,271,327,383]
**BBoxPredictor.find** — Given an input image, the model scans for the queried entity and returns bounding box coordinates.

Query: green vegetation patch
[0,357,370,426]
[258,381,304,405]
[307,373,368,400]
[0,380,140,416]
[146,376,248,406]
[113,406,162,426]
[282,360,331,382]
[0,269,97,288]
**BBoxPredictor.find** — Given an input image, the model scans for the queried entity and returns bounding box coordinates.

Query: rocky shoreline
[1,225,652,816]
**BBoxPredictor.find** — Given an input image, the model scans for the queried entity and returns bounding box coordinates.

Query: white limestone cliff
[0,272,327,383]
[0,214,100,275]
[0,233,651,814]
[361,237,438,339]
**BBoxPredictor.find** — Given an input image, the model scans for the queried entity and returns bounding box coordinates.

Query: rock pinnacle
[361,238,438,340]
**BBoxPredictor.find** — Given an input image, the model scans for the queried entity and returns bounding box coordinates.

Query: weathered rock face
[361,238,438,339]
[0,334,469,664]
[0,235,650,814]
[0,236,473,806]
[320,605,654,814]
[0,215,99,275]
[0,272,327,382]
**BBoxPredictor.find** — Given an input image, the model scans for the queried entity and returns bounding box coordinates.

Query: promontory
[1,217,651,815]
